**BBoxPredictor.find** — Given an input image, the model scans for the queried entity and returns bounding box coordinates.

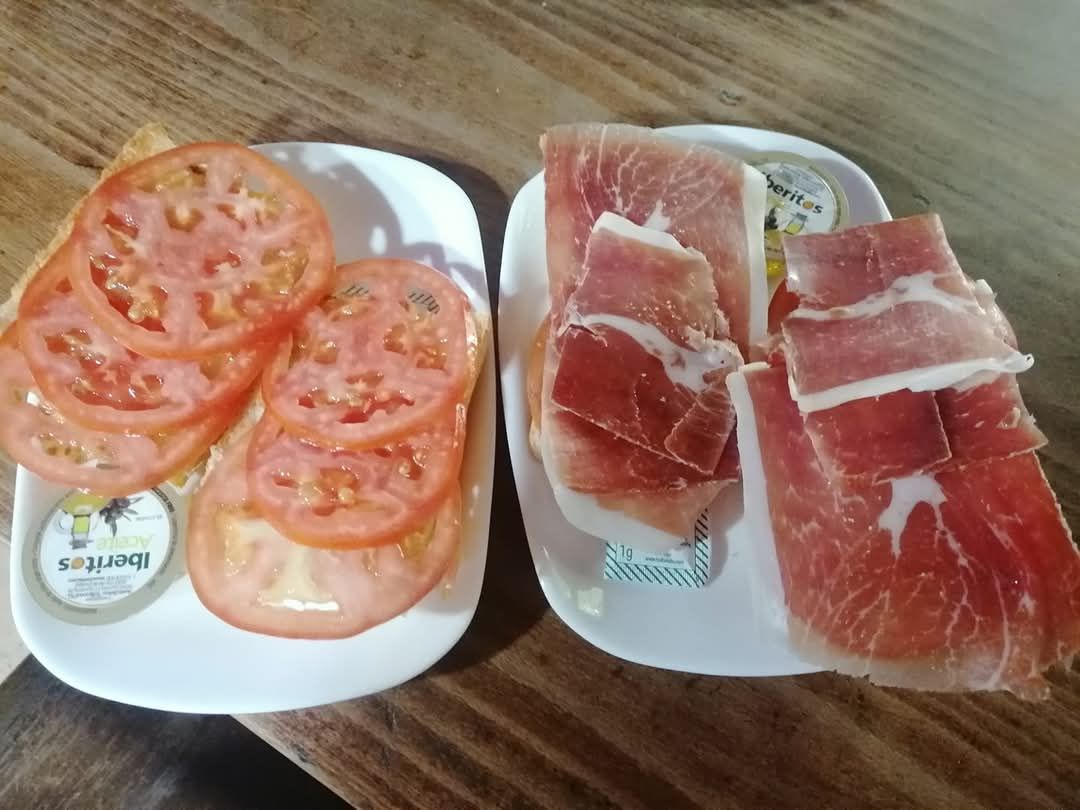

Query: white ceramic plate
[499,125,890,676]
[10,142,496,713]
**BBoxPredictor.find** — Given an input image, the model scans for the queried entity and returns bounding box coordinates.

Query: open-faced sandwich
[2,124,489,639]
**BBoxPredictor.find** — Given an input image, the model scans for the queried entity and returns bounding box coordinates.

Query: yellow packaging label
[754,152,850,286]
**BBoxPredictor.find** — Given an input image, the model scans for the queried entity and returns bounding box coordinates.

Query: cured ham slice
[937,375,1046,465]
[537,124,767,542]
[968,277,1017,345]
[770,276,950,484]
[774,255,1040,479]
[546,407,738,495]
[597,480,732,540]
[564,213,727,336]
[596,438,739,538]
[542,123,767,352]
[783,214,960,309]
[546,409,721,495]
[550,213,741,473]
[541,406,738,544]
[533,125,768,546]
[728,362,1080,697]
[781,215,1032,412]
[935,278,1046,466]
[804,389,950,484]
[531,304,737,543]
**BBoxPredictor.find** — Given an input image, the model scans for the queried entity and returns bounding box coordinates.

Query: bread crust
[1,123,176,332]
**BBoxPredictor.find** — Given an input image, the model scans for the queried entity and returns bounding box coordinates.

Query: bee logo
[99,496,141,537]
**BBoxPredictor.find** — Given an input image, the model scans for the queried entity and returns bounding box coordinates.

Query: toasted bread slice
[0,123,176,332]
[464,305,491,406]
[526,313,548,459]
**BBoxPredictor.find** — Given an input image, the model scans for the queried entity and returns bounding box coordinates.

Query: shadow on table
[250,114,549,668]
[0,658,349,809]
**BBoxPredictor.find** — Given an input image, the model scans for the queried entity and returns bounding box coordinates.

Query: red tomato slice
[18,249,270,433]
[0,326,232,496]
[188,427,462,639]
[262,258,470,449]
[246,406,465,549]
[67,143,334,359]
[767,279,801,334]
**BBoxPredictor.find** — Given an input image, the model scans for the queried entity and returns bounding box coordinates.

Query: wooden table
[2,1,1079,807]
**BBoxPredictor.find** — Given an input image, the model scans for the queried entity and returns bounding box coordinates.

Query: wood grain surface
[0,657,349,809]
[1,1,1079,808]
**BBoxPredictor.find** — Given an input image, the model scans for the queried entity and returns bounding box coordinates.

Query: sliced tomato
[188,427,462,639]
[767,279,801,334]
[262,258,470,449]
[17,249,270,433]
[246,406,465,549]
[0,326,232,496]
[67,142,334,359]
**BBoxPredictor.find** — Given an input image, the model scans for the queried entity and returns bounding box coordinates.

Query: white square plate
[10,142,496,713]
[498,125,890,676]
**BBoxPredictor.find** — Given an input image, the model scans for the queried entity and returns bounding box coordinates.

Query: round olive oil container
[753,151,850,285]
[23,487,184,625]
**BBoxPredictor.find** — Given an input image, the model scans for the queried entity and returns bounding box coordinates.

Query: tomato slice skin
[0,325,232,496]
[187,428,462,639]
[262,258,470,450]
[67,142,334,359]
[767,279,801,334]
[246,406,465,549]
[17,247,271,433]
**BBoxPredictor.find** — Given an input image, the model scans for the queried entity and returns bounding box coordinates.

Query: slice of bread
[465,306,491,406]
[526,313,549,459]
[0,123,176,332]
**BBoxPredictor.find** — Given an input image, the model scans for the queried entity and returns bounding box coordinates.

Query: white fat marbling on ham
[877,475,946,557]
[642,199,673,231]
[786,271,980,322]
[562,312,739,393]
[788,352,1033,413]
[592,210,687,251]
[948,369,1003,393]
